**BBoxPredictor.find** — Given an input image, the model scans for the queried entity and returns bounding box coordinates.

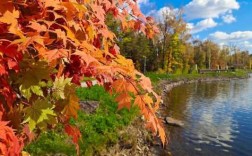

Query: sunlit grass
[146,69,249,85]
[25,85,139,156]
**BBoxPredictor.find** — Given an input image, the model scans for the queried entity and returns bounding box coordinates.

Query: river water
[165,77,252,156]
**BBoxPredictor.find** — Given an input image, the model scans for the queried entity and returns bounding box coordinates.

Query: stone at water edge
[165,117,184,127]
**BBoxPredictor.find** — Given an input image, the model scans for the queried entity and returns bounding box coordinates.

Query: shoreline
[139,73,250,155]
[148,73,251,155]
[157,75,250,99]
[104,73,251,156]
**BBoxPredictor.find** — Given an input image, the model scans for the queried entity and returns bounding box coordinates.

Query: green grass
[25,85,139,156]
[24,126,76,155]
[146,69,249,85]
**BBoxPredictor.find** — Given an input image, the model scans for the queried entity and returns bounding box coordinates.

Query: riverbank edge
[143,73,250,155]
[158,75,250,100]
[94,73,250,155]
[104,74,250,155]
[117,72,251,155]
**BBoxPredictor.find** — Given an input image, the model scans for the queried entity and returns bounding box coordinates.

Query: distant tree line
[106,8,252,74]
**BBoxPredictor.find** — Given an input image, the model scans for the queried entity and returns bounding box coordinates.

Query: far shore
[146,70,250,95]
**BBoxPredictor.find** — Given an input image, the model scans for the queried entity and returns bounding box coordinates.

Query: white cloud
[148,8,218,34]
[186,23,194,30]
[184,0,240,20]
[242,41,252,48]
[137,0,152,8]
[147,7,179,22]
[209,31,252,41]
[137,0,149,5]
[147,0,240,34]
[222,14,236,23]
[188,18,218,34]
[209,31,252,52]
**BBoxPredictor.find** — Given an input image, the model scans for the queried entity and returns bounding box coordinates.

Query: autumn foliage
[0,0,165,155]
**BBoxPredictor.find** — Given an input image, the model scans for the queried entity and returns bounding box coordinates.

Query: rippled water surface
[165,77,252,156]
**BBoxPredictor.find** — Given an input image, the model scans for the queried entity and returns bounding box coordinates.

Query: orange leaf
[0,9,19,34]
[62,94,80,119]
[90,3,105,23]
[134,95,145,110]
[112,79,137,95]
[115,92,131,110]
[99,28,115,41]
[43,49,68,62]
[62,25,80,44]
[0,121,23,155]
[158,122,167,146]
[112,79,125,93]
[145,115,158,134]
[55,29,67,46]
[28,21,47,32]
[74,50,98,66]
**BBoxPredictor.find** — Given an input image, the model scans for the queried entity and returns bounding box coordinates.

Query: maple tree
[0,0,165,155]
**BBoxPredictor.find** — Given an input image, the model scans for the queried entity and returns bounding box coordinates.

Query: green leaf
[20,85,44,100]
[52,76,72,100]
[20,85,32,99]
[31,85,44,97]
[39,81,47,87]
[17,60,52,89]
[23,99,56,131]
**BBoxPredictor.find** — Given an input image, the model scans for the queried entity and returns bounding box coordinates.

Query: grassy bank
[24,70,249,155]
[25,85,139,156]
[146,69,249,85]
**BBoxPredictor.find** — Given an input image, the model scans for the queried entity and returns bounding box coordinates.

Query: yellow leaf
[22,151,30,156]
[144,94,153,106]
[86,25,96,42]
[113,55,135,76]
[0,10,19,24]
[62,25,80,44]
[0,9,19,34]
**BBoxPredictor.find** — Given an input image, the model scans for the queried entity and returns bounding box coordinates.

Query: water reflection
[165,78,252,156]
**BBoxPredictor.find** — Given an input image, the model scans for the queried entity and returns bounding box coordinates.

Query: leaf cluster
[0,0,165,154]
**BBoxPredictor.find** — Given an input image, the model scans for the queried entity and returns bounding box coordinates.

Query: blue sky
[138,0,252,53]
